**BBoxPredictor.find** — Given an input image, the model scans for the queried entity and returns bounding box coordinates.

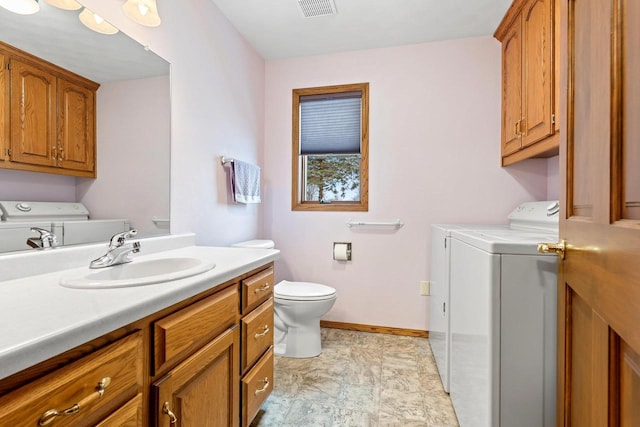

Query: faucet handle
[109,229,137,249]
[28,227,59,249]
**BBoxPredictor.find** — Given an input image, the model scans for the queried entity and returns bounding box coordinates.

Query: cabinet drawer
[242,348,274,427]
[0,332,142,427]
[154,284,239,374]
[242,298,274,373]
[242,267,274,314]
[95,393,142,427]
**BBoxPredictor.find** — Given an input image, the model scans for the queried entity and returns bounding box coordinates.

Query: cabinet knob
[254,377,270,396]
[254,325,270,339]
[518,117,527,136]
[38,377,111,426]
[254,283,270,294]
[162,402,178,424]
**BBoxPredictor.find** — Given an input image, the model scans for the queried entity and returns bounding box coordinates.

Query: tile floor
[250,328,459,427]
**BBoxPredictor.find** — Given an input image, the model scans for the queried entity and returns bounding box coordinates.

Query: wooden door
[522,0,555,147]
[152,326,240,427]
[0,52,8,162]
[9,59,56,167]
[558,0,640,425]
[57,79,95,173]
[501,18,523,157]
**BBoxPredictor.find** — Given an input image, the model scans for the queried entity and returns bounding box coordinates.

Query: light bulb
[44,0,81,10]
[122,0,160,27]
[79,7,119,35]
[0,0,40,15]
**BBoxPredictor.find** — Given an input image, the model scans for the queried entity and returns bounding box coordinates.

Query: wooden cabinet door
[9,59,56,167]
[501,18,523,157]
[153,326,240,427]
[522,0,554,147]
[558,0,640,425]
[95,394,143,427]
[0,52,8,162]
[57,79,95,173]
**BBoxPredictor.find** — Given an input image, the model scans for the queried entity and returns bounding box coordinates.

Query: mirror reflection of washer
[0,201,130,253]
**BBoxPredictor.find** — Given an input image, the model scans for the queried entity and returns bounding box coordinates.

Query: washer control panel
[507,200,560,231]
[0,201,90,222]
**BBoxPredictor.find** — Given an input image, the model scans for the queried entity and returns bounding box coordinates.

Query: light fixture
[44,0,80,10]
[122,0,160,27]
[79,7,119,35]
[0,0,40,15]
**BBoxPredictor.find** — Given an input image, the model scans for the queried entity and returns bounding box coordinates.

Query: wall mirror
[0,1,171,254]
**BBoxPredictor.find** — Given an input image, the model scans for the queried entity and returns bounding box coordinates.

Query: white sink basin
[59,257,216,289]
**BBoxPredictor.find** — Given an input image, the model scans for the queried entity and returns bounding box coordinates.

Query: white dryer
[447,201,559,427]
[430,223,506,393]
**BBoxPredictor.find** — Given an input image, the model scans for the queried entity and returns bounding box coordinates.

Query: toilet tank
[232,240,275,249]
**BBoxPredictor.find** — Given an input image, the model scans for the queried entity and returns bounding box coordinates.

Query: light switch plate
[420,281,430,296]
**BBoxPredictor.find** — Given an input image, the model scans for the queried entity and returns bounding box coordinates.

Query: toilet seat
[275,280,336,301]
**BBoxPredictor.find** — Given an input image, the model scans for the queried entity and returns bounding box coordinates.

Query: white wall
[547,156,560,200]
[0,169,76,202]
[264,37,549,330]
[76,76,171,237]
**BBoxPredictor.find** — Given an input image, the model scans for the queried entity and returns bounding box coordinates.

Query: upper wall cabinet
[495,0,559,166]
[0,42,98,178]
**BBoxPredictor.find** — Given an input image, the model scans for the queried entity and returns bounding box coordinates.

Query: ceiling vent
[297,0,337,18]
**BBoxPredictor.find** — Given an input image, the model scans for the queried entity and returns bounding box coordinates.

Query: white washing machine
[446,201,559,427]
[430,223,507,393]
[0,201,130,253]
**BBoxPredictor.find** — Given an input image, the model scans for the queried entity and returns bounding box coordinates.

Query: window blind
[300,92,362,155]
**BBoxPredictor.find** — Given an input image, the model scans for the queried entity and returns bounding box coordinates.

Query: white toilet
[232,240,337,358]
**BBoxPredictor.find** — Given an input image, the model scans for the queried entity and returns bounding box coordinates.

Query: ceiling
[210,0,513,60]
[0,1,169,83]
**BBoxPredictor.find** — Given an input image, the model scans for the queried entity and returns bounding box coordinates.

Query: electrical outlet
[420,281,430,296]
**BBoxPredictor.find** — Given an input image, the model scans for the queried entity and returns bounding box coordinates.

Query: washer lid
[275,280,336,300]
[232,239,274,249]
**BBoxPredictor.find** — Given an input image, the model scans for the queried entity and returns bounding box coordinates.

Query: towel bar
[221,156,234,167]
[152,217,170,227]
[346,219,404,228]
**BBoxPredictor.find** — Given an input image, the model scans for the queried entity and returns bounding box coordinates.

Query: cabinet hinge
[6,62,10,71]
[6,148,11,156]
[551,113,556,125]
[444,239,447,249]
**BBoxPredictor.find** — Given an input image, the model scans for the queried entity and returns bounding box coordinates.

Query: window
[292,83,369,211]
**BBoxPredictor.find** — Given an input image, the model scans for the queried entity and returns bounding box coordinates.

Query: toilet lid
[275,280,336,301]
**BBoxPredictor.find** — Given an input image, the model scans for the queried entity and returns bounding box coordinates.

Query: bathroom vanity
[0,234,278,426]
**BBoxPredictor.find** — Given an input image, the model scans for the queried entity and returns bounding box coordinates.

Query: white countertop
[0,234,279,380]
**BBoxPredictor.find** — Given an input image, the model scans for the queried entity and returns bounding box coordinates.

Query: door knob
[537,240,566,259]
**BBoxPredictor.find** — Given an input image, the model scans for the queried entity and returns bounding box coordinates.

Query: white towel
[231,160,261,203]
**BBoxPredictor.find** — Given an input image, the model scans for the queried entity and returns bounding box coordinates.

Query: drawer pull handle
[254,325,270,339]
[162,402,178,424]
[254,283,270,294]
[38,377,111,426]
[254,377,270,396]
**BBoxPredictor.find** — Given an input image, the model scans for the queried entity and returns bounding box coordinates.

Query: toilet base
[274,322,322,358]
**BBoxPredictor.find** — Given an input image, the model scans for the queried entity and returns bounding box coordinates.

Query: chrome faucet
[90,230,141,269]
[26,227,59,249]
